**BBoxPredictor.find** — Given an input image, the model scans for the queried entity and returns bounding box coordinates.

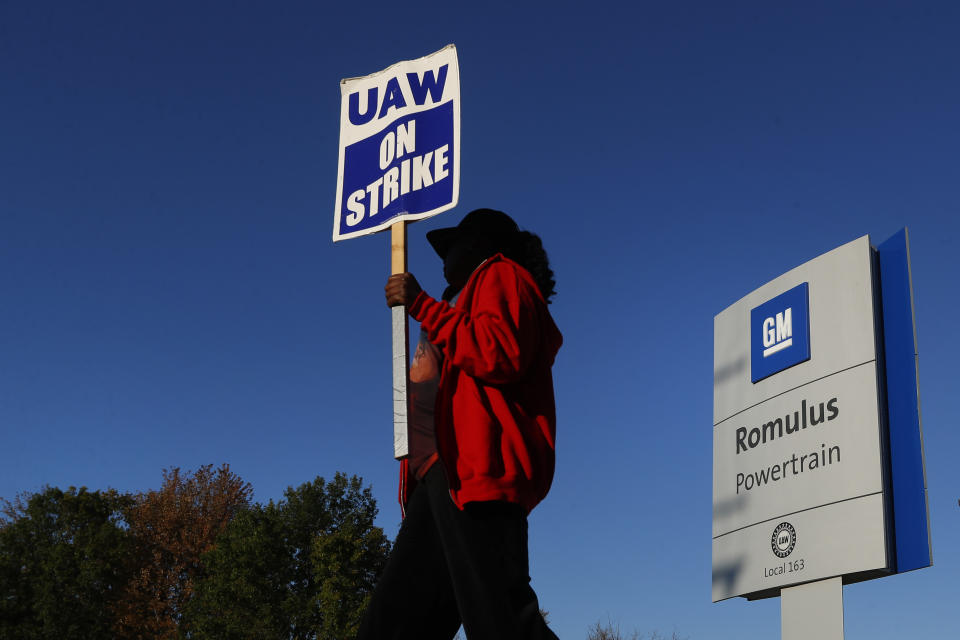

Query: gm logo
[751,283,811,383]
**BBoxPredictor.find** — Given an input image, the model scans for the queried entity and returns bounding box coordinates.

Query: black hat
[426,208,520,259]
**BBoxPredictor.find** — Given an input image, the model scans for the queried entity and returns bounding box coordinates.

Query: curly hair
[501,230,557,304]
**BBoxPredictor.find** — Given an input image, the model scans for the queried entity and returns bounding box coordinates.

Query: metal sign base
[391,221,410,460]
[392,304,409,459]
[781,577,844,640]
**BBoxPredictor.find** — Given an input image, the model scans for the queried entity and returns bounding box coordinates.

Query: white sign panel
[712,236,892,601]
[333,45,460,242]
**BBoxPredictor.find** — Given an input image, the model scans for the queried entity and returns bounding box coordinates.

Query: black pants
[357,464,558,640]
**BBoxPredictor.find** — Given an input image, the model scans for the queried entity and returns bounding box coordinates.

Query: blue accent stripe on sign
[877,228,932,573]
[338,102,454,238]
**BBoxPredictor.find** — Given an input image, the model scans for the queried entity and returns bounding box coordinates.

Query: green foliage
[184,472,391,640]
[0,487,134,640]
[181,505,291,638]
[0,471,390,640]
[312,477,392,639]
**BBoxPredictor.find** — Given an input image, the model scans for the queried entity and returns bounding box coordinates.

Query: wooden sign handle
[391,221,410,459]
[391,220,407,275]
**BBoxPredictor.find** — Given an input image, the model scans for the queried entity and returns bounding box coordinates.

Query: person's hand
[385,273,423,308]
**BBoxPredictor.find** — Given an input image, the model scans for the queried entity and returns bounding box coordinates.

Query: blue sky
[2,1,958,638]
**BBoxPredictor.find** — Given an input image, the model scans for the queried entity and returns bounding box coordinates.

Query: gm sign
[714,232,930,603]
[751,283,811,383]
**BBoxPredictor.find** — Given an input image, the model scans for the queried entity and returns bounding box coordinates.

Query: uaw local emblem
[771,522,797,558]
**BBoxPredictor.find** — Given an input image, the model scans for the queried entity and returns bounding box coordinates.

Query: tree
[115,463,252,639]
[0,486,134,640]
[587,622,689,640]
[185,472,391,639]
[181,504,292,638]
[311,475,392,639]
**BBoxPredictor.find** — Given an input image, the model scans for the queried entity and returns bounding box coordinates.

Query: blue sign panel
[338,103,454,238]
[750,283,811,383]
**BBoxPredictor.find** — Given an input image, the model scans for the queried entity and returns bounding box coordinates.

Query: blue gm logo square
[751,283,811,383]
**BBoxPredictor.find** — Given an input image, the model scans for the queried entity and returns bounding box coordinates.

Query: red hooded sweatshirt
[400,254,563,514]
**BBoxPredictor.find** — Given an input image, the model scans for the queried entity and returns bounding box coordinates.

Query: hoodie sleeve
[408,260,540,384]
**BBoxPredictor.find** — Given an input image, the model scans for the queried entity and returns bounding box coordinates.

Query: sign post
[711,230,931,637]
[390,221,409,458]
[781,578,843,640]
[333,45,460,458]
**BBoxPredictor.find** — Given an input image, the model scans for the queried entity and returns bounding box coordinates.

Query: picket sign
[333,46,460,458]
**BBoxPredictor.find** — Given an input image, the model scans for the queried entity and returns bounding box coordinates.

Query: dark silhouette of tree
[185,472,390,639]
[1,468,389,639]
[312,476,393,639]
[0,487,134,640]
[587,622,689,640]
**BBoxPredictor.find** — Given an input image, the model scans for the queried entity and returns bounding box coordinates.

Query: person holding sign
[359,209,562,639]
